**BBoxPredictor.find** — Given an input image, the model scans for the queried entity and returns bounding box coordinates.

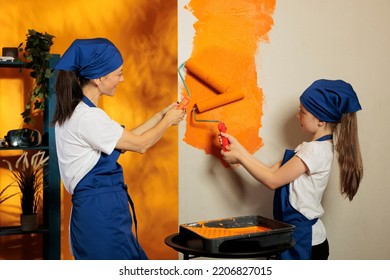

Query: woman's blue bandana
[54,38,123,79]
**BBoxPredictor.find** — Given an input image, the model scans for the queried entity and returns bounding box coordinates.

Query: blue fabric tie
[54,38,123,79]
[300,79,361,122]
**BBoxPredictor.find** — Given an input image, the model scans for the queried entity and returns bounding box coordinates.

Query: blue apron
[273,135,332,260]
[70,96,148,260]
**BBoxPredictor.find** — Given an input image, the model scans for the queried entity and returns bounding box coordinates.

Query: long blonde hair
[334,112,363,201]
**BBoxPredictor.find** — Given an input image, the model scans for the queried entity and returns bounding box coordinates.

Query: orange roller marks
[182,0,275,164]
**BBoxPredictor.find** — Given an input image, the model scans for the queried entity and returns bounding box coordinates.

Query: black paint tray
[179,215,295,253]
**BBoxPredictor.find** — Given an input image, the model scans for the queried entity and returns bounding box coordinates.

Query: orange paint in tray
[182,224,271,239]
[181,0,275,163]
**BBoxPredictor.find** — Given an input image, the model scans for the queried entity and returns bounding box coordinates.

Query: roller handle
[178,96,190,109]
[218,122,229,151]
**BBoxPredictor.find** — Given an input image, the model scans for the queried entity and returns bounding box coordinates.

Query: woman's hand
[159,103,176,116]
[162,103,186,126]
[117,103,186,153]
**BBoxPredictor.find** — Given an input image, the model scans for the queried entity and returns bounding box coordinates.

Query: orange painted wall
[182,0,275,164]
[0,0,178,259]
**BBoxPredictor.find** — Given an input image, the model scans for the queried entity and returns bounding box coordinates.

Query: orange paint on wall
[182,0,275,163]
[0,0,178,260]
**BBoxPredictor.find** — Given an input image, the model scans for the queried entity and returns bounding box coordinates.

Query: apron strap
[123,184,139,240]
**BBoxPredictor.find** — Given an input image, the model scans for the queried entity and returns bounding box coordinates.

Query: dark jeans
[311,239,329,260]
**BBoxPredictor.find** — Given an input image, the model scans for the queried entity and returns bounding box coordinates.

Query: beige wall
[178,0,390,259]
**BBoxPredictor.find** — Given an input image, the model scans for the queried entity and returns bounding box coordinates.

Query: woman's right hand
[163,103,186,126]
[159,103,175,116]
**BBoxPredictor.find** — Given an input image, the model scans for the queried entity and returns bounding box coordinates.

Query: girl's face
[98,65,124,96]
[296,103,320,135]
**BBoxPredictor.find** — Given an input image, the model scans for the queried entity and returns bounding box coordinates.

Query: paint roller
[185,57,230,93]
[193,108,229,151]
[187,58,245,151]
[177,62,191,109]
[192,89,246,152]
[180,57,245,151]
[179,57,246,110]
[195,88,246,113]
[184,57,245,111]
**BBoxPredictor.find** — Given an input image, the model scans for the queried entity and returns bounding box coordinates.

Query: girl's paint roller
[195,88,246,113]
[193,109,229,151]
[192,90,245,150]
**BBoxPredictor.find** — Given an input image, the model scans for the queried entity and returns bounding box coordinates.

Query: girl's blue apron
[273,135,332,260]
[70,96,148,260]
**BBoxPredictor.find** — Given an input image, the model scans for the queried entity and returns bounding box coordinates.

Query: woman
[220,79,363,259]
[52,38,185,260]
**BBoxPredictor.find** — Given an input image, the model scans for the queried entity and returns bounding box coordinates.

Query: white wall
[178,0,390,259]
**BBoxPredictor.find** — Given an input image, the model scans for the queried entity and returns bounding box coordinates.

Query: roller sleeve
[196,88,246,113]
[185,58,230,93]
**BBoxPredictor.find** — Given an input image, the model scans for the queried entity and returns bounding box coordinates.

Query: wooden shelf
[0,225,49,236]
[0,54,61,259]
[0,146,49,151]
[0,61,25,68]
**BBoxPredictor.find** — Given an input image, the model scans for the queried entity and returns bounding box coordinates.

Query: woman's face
[296,103,319,134]
[98,65,124,96]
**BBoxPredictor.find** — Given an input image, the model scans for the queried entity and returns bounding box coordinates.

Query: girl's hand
[219,132,247,165]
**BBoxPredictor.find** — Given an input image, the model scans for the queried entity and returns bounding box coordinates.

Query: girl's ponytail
[334,112,363,201]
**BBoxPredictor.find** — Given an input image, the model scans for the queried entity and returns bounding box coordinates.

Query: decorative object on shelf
[4,128,42,147]
[2,47,19,61]
[2,151,48,231]
[20,29,55,124]
[0,56,16,62]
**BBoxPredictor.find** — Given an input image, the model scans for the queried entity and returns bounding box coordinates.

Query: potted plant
[0,185,18,205]
[2,151,48,231]
[20,29,55,124]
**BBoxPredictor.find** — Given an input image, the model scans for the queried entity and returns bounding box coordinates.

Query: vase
[20,214,38,231]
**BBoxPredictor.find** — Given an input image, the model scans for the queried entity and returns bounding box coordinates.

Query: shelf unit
[0,54,61,259]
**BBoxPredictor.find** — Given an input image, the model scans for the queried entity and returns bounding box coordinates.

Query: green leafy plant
[21,29,55,124]
[2,151,48,214]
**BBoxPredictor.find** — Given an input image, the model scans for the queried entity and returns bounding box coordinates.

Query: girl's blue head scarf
[54,38,123,79]
[300,79,362,123]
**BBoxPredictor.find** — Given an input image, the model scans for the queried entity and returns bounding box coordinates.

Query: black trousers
[311,239,329,260]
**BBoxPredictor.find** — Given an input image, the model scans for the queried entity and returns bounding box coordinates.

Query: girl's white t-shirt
[55,102,123,195]
[290,140,334,245]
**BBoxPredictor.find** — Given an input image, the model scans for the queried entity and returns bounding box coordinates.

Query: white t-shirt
[290,140,334,245]
[55,102,123,194]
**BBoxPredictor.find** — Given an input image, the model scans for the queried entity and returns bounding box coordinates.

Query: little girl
[220,79,363,260]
